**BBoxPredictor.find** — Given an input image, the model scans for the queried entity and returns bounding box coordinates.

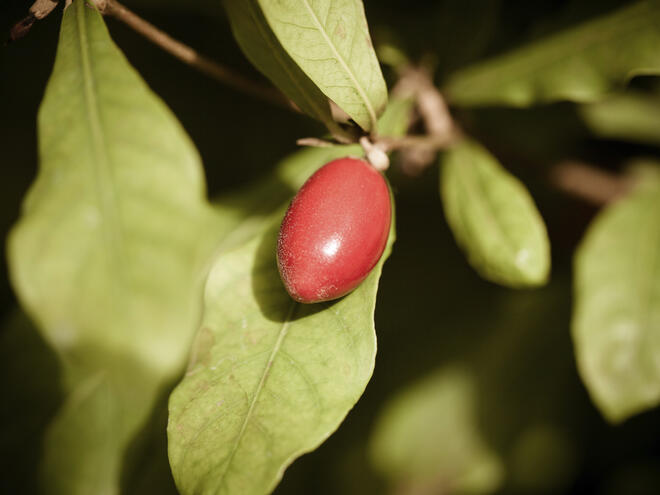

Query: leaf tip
[512,246,551,288]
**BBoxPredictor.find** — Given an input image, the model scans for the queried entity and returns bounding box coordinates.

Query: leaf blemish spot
[334,22,346,39]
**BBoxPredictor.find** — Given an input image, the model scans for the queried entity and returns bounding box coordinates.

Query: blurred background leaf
[0,311,63,495]
[439,138,550,288]
[370,366,504,494]
[443,0,660,107]
[579,91,660,146]
[366,259,586,495]
[572,174,660,423]
[7,2,222,493]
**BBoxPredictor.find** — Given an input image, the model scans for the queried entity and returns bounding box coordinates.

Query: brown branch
[550,161,633,206]
[96,0,296,111]
[398,68,454,139]
[390,66,460,175]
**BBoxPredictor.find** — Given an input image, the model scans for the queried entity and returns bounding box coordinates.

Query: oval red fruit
[277,157,392,303]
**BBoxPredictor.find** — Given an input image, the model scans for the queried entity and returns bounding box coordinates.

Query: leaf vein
[300,0,377,129]
[215,301,299,486]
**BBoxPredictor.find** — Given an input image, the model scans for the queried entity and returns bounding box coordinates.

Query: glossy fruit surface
[277,157,391,303]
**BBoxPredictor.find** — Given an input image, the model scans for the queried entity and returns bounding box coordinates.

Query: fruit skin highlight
[277,157,392,304]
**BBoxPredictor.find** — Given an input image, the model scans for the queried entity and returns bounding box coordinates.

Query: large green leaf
[444,0,660,107]
[572,181,660,423]
[369,366,504,495]
[257,0,387,131]
[167,97,410,495]
[7,1,220,492]
[223,0,349,139]
[168,212,395,494]
[579,92,660,146]
[439,139,550,288]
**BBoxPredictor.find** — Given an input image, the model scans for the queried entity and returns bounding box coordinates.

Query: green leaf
[223,0,348,139]
[7,1,220,492]
[166,95,409,495]
[375,96,413,137]
[572,181,660,422]
[439,139,550,287]
[257,0,387,131]
[444,1,660,107]
[579,92,660,146]
[40,373,121,494]
[369,366,504,495]
[168,203,395,495]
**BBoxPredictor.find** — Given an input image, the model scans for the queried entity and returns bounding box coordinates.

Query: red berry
[277,157,392,303]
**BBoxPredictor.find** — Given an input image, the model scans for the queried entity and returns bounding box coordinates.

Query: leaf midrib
[300,0,377,129]
[216,301,298,486]
[76,2,124,257]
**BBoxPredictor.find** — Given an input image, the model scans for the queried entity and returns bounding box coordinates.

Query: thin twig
[550,161,633,205]
[97,0,295,111]
[393,66,456,139]
[297,134,454,154]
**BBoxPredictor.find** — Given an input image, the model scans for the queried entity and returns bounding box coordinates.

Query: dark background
[1,1,659,494]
